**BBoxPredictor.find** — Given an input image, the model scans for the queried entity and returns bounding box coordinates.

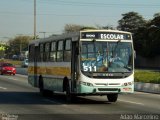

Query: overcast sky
[0,0,160,40]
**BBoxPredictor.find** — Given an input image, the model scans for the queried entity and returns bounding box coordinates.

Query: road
[0,74,160,120]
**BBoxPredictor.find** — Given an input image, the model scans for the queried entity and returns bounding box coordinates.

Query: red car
[0,63,16,75]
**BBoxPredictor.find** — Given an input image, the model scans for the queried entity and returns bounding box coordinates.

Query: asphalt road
[0,74,160,120]
[16,67,28,75]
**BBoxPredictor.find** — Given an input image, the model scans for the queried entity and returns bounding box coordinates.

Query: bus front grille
[98,88,119,91]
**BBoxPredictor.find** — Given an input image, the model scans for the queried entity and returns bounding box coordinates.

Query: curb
[134,82,160,94]
[16,74,28,78]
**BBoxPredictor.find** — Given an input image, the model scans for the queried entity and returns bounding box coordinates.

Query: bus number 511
[83,64,97,71]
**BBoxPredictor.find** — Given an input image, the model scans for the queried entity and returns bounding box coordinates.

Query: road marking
[118,99,144,105]
[0,86,7,90]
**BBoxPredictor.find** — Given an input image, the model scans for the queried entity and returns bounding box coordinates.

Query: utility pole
[34,0,36,40]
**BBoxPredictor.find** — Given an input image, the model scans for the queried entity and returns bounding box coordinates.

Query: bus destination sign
[81,32,131,40]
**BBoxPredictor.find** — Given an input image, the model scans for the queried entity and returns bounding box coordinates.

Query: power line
[41,0,160,8]
[0,11,156,18]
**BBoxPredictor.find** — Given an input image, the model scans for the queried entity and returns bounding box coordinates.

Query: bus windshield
[81,41,133,73]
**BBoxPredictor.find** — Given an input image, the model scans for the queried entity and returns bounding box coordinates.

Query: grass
[135,70,160,84]
[0,59,22,66]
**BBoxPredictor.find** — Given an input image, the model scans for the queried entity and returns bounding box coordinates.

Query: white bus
[28,29,134,102]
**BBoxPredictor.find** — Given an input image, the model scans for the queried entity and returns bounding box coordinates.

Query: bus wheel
[39,75,44,94]
[66,83,76,103]
[66,83,71,102]
[107,94,118,102]
[39,76,53,97]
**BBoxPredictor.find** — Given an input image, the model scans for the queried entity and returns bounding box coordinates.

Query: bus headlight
[79,81,93,86]
[123,82,133,86]
[124,83,128,86]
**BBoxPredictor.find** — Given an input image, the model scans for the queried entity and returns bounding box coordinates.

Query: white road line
[118,99,144,105]
[0,86,7,90]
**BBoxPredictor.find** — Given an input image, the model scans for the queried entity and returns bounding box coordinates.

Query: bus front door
[71,41,79,92]
[33,46,39,87]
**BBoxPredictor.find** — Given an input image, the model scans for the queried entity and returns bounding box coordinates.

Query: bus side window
[50,41,57,62]
[44,42,50,62]
[40,44,44,62]
[29,45,34,62]
[64,39,71,62]
[57,40,64,62]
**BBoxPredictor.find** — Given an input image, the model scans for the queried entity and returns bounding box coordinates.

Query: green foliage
[134,17,160,57]
[0,45,6,51]
[0,44,7,57]
[118,11,160,58]
[102,25,115,30]
[135,70,160,84]
[117,11,146,33]
[0,59,21,65]
[63,24,84,33]
[63,24,97,33]
[6,36,33,58]
[81,26,97,30]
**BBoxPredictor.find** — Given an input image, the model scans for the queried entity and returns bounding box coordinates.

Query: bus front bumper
[77,84,134,94]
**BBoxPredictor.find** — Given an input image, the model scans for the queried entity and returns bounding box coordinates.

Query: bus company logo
[86,34,95,38]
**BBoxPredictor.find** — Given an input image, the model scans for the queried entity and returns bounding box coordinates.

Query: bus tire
[39,75,53,97]
[107,94,118,102]
[63,77,68,92]
[66,81,75,103]
[66,82,71,102]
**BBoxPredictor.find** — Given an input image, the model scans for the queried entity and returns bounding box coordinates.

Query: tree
[151,13,160,28]
[133,13,160,57]
[117,12,146,33]
[153,12,160,18]
[63,24,97,33]
[6,36,33,59]
[63,24,83,33]
[102,24,115,30]
[144,13,160,57]
[118,12,148,57]
[94,24,115,30]
[0,44,7,58]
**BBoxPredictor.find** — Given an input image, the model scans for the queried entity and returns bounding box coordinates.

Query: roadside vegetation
[0,59,21,66]
[135,70,160,84]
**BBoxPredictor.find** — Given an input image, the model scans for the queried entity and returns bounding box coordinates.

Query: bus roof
[29,31,80,45]
[29,29,131,45]
[80,29,131,34]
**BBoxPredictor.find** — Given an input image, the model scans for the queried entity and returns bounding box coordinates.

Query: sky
[0,0,160,40]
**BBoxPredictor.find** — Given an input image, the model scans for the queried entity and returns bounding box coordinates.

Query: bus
[28,29,134,102]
